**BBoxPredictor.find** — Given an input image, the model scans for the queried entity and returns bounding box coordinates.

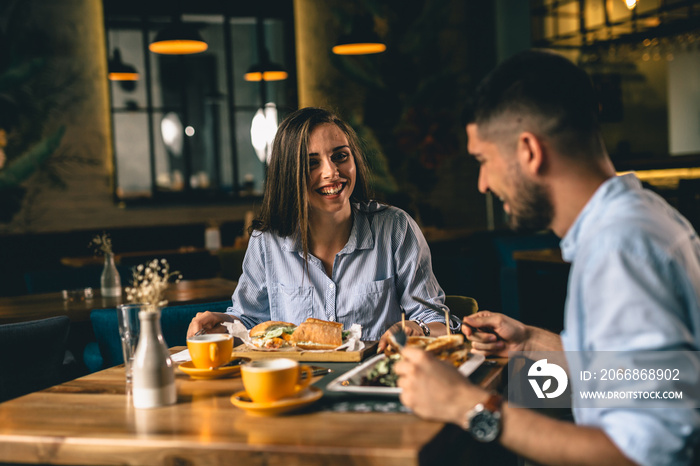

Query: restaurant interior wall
[0,0,276,238]
[0,1,285,296]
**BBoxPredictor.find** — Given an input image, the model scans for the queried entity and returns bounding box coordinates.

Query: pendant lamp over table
[332,14,386,55]
[149,18,208,55]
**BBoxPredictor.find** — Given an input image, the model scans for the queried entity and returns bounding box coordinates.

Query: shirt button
[329,283,335,289]
[329,316,335,321]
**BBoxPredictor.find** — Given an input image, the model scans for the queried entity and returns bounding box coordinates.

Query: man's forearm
[524,325,563,352]
[499,404,634,466]
[447,385,633,466]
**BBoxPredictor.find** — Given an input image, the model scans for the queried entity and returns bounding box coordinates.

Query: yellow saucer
[230,386,323,416]
[178,361,242,380]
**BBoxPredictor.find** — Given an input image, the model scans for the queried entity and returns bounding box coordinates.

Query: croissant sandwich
[290,318,344,350]
[249,321,297,349]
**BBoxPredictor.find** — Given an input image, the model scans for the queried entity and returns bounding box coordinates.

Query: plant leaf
[0,126,65,188]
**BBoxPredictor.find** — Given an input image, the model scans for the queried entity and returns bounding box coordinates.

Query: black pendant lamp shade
[108,48,139,81]
[332,15,386,55]
[149,21,208,55]
[244,49,288,82]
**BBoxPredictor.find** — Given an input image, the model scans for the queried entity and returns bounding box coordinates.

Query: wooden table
[0,348,507,466]
[0,278,237,325]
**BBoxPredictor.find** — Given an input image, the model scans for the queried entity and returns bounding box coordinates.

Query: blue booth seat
[0,316,70,402]
[83,300,232,373]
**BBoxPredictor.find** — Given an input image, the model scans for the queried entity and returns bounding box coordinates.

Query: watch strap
[461,392,503,434]
[483,393,503,412]
[412,319,430,336]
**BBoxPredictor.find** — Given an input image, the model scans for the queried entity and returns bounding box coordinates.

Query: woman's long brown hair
[251,107,372,260]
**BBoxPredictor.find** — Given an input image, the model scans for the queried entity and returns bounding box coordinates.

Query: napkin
[170,348,191,363]
[224,320,364,352]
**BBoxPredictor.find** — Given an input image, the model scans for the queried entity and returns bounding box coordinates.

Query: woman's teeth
[318,184,344,195]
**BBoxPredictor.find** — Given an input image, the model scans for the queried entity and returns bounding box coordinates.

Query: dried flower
[88,231,114,255]
[125,258,182,310]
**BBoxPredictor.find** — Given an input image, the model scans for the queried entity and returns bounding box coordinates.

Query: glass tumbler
[117,303,142,384]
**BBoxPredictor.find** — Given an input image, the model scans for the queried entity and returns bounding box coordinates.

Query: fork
[391,327,407,349]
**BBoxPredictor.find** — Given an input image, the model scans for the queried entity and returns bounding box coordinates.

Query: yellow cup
[187,334,234,369]
[240,358,313,403]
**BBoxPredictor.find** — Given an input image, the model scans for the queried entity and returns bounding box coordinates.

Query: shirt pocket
[345,276,396,339]
[270,283,314,323]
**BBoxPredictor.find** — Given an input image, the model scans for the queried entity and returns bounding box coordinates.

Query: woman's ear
[517,131,546,176]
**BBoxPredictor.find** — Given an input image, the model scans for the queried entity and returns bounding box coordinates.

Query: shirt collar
[281,206,375,254]
[560,173,641,262]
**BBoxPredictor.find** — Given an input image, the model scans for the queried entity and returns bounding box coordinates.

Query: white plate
[326,352,486,395]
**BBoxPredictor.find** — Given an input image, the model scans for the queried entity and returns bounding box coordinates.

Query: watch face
[470,411,500,443]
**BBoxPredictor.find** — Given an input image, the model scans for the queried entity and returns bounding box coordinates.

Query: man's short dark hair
[467,49,604,157]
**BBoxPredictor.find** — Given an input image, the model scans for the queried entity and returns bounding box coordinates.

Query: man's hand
[395,347,487,424]
[377,321,423,353]
[186,311,232,338]
[462,311,531,357]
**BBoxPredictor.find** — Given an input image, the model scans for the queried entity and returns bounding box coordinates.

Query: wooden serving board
[230,341,379,362]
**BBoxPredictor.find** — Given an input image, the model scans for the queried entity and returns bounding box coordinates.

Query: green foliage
[0,57,45,93]
[330,0,475,222]
[0,126,65,189]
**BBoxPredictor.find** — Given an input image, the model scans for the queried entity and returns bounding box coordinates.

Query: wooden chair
[0,316,70,402]
[445,295,479,332]
[445,295,479,318]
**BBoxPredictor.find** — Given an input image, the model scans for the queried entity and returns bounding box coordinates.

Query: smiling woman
[187,107,450,347]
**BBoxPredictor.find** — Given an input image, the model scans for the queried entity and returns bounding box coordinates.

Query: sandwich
[249,321,297,349]
[384,333,469,366]
[424,334,469,367]
[290,318,344,350]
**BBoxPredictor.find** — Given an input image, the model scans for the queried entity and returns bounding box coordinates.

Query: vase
[132,307,177,409]
[100,252,122,298]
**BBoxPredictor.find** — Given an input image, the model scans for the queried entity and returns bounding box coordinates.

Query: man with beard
[395,50,700,465]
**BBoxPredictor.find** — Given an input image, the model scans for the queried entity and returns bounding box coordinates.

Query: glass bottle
[101,252,122,297]
[132,307,177,409]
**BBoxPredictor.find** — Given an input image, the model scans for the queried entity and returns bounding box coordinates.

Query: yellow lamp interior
[244,70,289,82]
[108,72,139,81]
[332,43,386,55]
[149,40,208,55]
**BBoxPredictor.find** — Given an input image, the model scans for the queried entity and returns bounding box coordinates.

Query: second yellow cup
[241,358,313,403]
[187,334,234,369]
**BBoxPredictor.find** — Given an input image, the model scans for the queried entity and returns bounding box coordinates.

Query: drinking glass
[117,303,142,384]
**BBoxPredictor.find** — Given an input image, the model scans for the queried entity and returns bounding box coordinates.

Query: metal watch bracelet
[412,319,430,336]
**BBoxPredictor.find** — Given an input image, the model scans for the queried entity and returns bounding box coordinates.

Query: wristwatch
[412,319,430,336]
[462,393,503,442]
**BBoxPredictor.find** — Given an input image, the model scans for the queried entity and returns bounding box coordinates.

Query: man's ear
[517,131,546,176]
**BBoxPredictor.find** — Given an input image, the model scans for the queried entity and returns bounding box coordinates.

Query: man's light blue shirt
[560,174,700,465]
[227,203,446,341]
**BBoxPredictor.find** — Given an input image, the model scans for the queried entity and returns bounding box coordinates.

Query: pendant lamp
[108,49,139,81]
[332,15,386,55]
[149,20,208,55]
[245,16,287,82]
[244,49,288,82]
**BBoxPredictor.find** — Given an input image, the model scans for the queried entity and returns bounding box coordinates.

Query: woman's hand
[377,321,424,353]
[186,311,233,338]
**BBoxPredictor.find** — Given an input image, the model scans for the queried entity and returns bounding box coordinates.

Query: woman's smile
[307,123,356,216]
